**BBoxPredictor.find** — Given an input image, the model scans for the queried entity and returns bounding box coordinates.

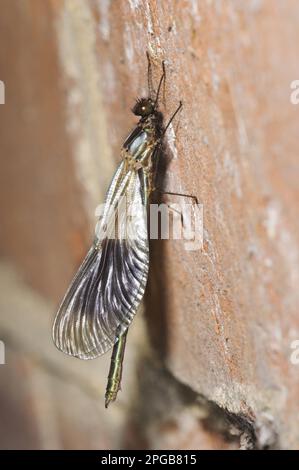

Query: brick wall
[0,0,299,449]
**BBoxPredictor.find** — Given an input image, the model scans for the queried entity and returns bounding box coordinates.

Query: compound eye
[132,99,154,117]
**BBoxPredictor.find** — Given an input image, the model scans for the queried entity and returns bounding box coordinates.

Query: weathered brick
[0,0,299,449]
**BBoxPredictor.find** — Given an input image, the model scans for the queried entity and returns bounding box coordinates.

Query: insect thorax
[125,112,162,165]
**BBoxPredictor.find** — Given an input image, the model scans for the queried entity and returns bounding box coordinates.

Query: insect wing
[52,164,149,359]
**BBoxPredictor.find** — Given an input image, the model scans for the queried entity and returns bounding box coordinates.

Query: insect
[52,54,182,407]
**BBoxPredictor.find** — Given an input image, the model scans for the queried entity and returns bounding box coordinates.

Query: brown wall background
[0,0,299,449]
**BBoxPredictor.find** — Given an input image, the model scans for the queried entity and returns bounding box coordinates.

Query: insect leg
[154,189,199,229]
[154,60,166,108]
[157,189,198,205]
[162,100,183,136]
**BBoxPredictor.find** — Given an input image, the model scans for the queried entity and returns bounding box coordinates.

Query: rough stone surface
[0,0,299,449]
[0,263,146,449]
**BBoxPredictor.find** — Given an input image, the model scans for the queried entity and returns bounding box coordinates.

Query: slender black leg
[154,188,199,228]
[156,188,199,206]
[154,60,166,107]
[162,101,183,136]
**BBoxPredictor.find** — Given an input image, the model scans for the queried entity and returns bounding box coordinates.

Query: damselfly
[52,54,182,407]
